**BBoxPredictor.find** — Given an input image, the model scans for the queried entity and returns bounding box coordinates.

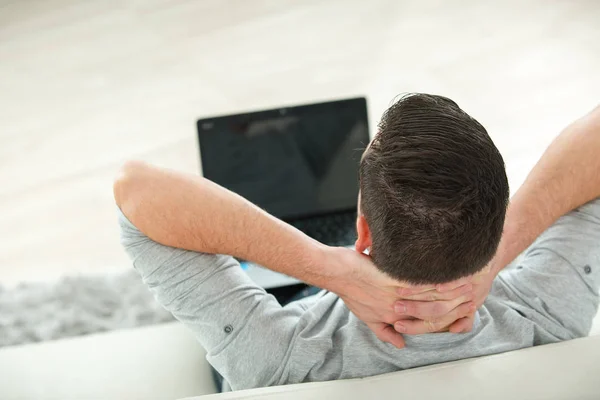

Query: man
[115,94,600,391]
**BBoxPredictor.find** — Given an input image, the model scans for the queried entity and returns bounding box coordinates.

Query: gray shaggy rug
[0,270,174,347]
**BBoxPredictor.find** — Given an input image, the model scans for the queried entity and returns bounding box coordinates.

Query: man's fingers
[435,266,491,292]
[394,302,475,334]
[370,322,406,349]
[450,301,476,321]
[435,276,472,293]
[399,283,473,302]
[449,313,476,333]
[396,285,436,297]
[398,269,487,298]
[395,292,473,318]
[395,317,441,335]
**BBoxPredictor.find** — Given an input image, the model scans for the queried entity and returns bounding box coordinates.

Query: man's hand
[392,266,495,334]
[325,247,407,348]
[446,267,496,333]
[323,247,477,347]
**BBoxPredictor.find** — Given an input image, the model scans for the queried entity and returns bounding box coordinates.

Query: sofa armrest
[0,322,216,400]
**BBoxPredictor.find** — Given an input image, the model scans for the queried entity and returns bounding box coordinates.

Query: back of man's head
[359,93,509,284]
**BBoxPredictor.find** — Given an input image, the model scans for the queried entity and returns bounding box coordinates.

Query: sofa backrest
[189,335,600,400]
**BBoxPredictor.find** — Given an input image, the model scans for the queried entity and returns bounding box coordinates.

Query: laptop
[197,97,370,289]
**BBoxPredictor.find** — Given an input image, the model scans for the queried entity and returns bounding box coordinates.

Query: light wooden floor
[1,0,599,285]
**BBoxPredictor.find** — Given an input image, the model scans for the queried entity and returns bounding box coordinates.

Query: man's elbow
[113,160,149,215]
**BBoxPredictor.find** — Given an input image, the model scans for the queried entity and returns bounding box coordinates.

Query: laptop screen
[197,98,370,220]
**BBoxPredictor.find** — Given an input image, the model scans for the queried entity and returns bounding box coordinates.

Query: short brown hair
[359,93,509,284]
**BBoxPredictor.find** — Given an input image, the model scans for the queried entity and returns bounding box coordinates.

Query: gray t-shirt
[118,198,600,391]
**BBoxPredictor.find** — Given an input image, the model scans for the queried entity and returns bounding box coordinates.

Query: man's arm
[491,105,600,275]
[116,208,303,389]
[115,161,332,288]
[114,161,413,347]
[445,105,600,332]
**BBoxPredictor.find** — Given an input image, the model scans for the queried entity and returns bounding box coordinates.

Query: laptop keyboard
[289,211,357,247]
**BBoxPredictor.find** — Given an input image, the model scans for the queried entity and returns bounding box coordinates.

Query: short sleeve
[496,198,600,338]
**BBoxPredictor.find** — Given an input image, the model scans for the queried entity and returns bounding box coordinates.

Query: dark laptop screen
[197,98,370,220]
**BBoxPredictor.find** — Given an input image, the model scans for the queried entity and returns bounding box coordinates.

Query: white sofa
[193,335,600,400]
[0,323,217,400]
[2,319,600,400]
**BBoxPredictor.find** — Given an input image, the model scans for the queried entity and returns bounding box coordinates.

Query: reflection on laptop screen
[198,98,370,221]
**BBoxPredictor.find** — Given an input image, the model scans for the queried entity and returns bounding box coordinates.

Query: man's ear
[355,214,372,254]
